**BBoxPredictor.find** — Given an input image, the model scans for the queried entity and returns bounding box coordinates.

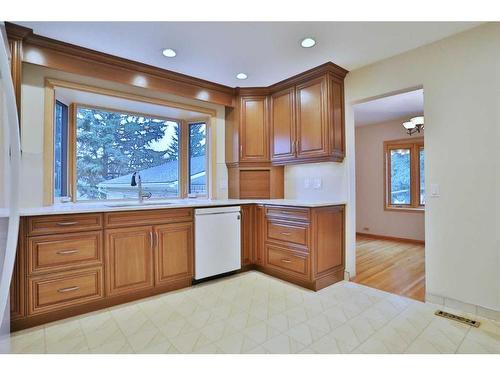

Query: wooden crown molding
[235,62,349,97]
[5,22,33,41]
[5,22,349,108]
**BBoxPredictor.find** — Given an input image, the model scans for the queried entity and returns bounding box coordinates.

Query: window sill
[384,206,425,213]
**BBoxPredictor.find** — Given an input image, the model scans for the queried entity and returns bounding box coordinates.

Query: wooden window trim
[384,137,424,212]
[186,119,210,199]
[44,79,216,205]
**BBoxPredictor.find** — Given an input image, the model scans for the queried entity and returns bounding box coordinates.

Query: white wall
[20,64,228,208]
[355,118,424,241]
[344,23,499,311]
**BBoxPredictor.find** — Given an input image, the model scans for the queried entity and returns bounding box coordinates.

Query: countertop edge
[19,199,347,216]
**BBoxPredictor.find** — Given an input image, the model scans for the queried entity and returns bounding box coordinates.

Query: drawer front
[266,246,309,277]
[267,220,308,247]
[265,206,310,222]
[104,208,193,228]
[28,231,103,275]
[28,214,103,236]
[28,267,103,315]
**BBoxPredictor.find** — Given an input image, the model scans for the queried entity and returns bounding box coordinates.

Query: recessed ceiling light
[162,48,176,58]
[301,37,316,48]
[236,73,248,80]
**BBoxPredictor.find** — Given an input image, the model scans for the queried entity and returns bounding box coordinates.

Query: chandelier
[402,116,424,136]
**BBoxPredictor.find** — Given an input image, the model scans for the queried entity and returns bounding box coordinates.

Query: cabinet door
[154,222,193,286]
[296,76,329,159]
[270,87,296,161]
[241,205,254,266]
[329,77,345,159]
[240,96,269,162]
[105,226,154,297]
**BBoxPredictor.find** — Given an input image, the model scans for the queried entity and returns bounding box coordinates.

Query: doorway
[352,89,425,301]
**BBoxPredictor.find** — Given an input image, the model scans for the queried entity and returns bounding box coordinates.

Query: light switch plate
[313,177,322,189]
[304,178,311,189]
[431,183,440,197]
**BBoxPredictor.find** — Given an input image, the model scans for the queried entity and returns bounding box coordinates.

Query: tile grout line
[347,299,413,353]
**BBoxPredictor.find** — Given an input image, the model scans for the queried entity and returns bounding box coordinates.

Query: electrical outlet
[304,178,311,189]
[313,177,322,189]
[363,227,370,231]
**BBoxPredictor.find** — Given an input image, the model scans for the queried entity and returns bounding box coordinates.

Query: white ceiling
[55,87,207,121]
[18,22,480,87]
[353,88,423,127]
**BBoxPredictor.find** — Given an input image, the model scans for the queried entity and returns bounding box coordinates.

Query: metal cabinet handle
[280,232,292,236]
[281,258,292,263]
[57,249,79,255]
[155,232,159,248]
[150,231,154,251]
[58,286,80,293]
[56,221,78,226]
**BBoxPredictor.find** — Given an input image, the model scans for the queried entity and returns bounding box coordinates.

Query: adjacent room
[353,89,425,301]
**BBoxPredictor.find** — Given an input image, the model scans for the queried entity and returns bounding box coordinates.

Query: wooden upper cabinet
[270,87,296,161]
[295,76,329,159]
[239,96,269,162]
[329,77,345,159]
[154,222,193,286]
[105,226,154,297]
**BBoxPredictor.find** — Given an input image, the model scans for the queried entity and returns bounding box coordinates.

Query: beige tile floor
[6,271,500,354]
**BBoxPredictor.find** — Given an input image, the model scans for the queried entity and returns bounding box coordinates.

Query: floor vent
[434,310,480,327]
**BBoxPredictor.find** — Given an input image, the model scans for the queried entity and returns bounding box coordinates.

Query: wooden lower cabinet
[27,267,103,315]
[12,205,344,330]
[241,205,253,266]
[258,205,345,291]
[105,226,155,297]
[154,222,193,286]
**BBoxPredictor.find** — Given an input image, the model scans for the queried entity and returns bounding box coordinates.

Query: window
[384,138,424,210]
[75,106,182,201]
[54,101,68,198]
[53,101,210,201]
[188,122,207,196]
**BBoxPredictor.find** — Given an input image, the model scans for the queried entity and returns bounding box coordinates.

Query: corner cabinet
[270,73,345,164]
[270,87,296,161]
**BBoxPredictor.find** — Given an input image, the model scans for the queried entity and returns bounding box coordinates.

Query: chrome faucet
[131,172,152,203]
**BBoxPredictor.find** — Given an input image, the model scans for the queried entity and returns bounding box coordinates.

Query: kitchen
[0,8,499,371]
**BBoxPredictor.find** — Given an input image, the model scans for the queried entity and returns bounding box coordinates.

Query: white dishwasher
[194,206,241,280]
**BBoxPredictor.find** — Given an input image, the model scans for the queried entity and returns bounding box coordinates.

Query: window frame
[53,100,69,199]
[64,103,210,202]
[187,120,209,198]
[384,137,424,212]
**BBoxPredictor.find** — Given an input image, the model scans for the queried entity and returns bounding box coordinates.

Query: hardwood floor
[352,235,425,301]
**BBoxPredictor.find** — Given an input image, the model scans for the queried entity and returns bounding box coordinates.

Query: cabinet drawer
[27,214,103,236]
[267,220,308,247]
[266,246,309,277]
[104,208,193,228]
[265,206,310,222]
[28,267,103,315]
[28,231,103,275]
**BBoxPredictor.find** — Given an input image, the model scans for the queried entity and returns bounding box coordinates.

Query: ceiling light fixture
[403,116,424,135]
[162,48,176,58]
[236,73,248,80]
[301,37,316,48]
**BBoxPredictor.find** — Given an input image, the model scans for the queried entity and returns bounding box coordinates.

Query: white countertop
[19,199,347,216]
